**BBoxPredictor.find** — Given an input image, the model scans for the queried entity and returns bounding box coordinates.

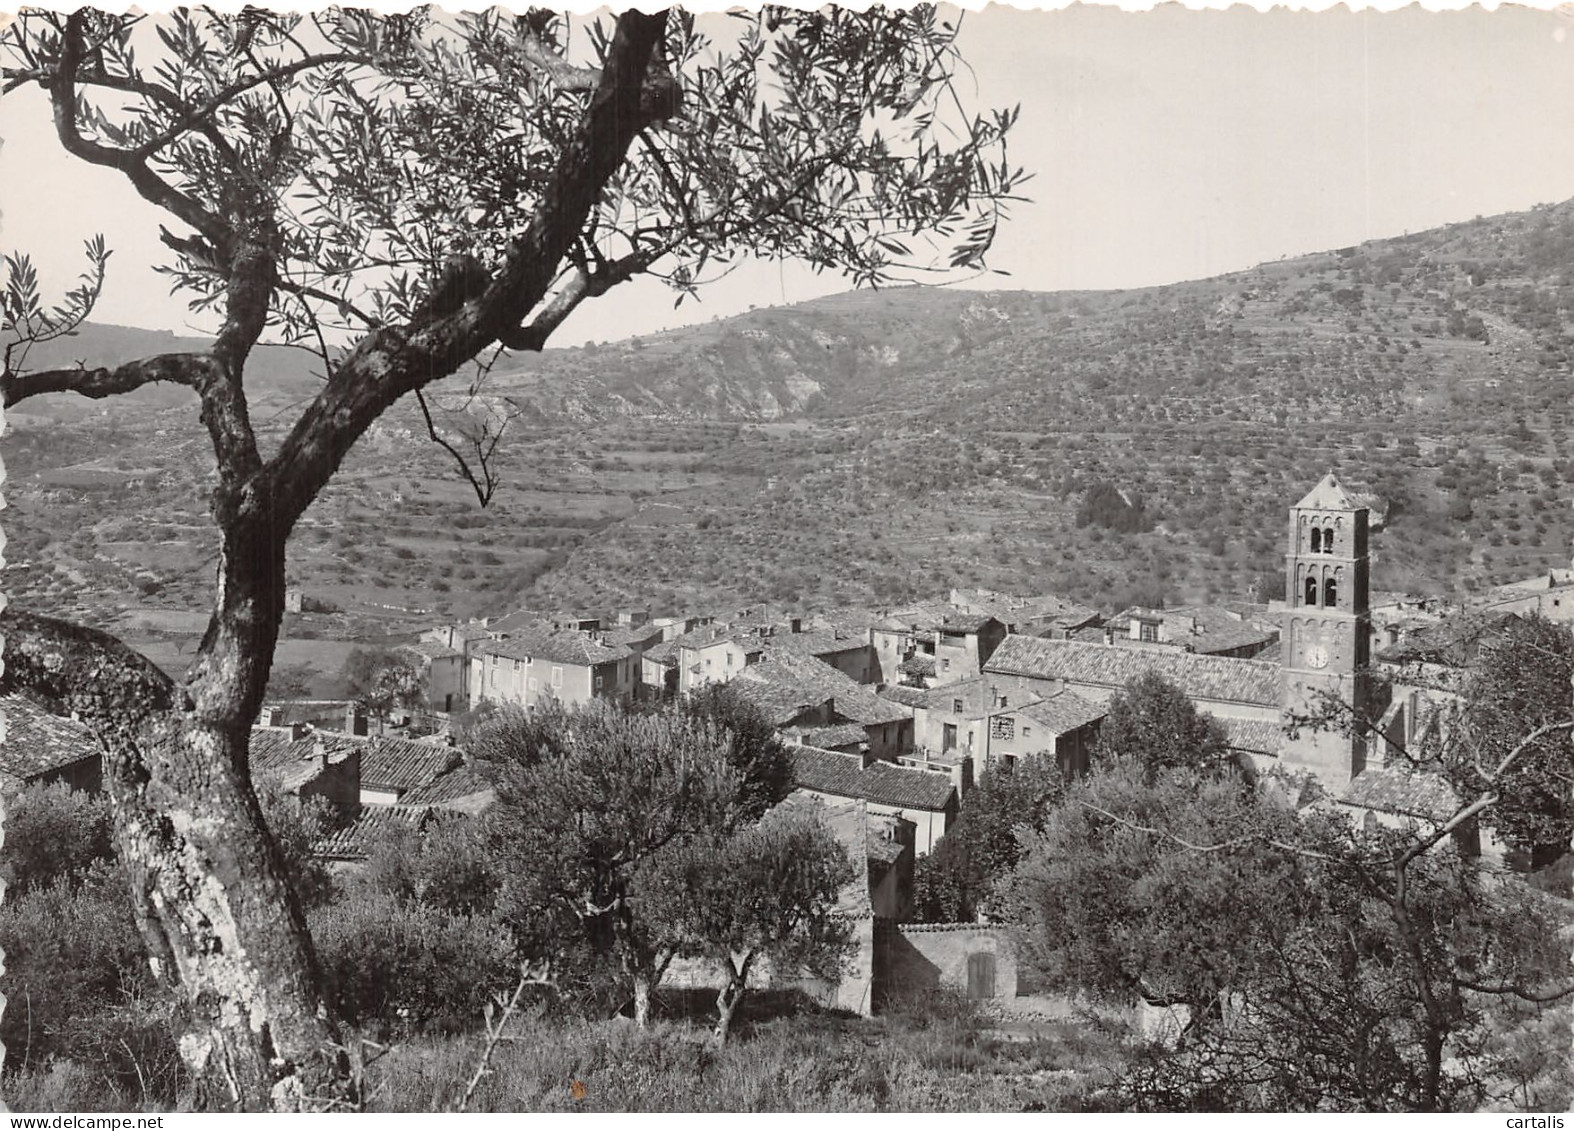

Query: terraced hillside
[3,198,1572,662]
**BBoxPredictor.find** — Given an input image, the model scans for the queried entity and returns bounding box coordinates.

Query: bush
[0,860,179,1099]
[1,783,113,896]
[309,888,517,1034]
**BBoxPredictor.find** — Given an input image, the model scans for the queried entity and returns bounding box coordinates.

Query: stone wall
[878,921,1018,1004]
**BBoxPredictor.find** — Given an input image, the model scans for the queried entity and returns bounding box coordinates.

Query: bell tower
[1281,473,1370,792]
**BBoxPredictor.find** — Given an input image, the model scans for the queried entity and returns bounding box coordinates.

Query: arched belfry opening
[1310,527,1323,553]
[1324,578,1338,608]
[1304,577,1318,606]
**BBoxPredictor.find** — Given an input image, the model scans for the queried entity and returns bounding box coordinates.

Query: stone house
[871,605,1007,688]
[250,725,363,814]
[790,744,959,855]
[734,648,913,759]
[675,616,877,694]
[470,627,640,711]
[1102,604,1280,659]
[664,792,915,1017]
[0,692,104,795]
[397,639,466,713]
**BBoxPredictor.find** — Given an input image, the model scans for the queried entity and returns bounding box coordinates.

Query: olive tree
[0,5,1021,1109]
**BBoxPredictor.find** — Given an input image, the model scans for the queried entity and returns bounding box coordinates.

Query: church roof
[1294,472,1362,512]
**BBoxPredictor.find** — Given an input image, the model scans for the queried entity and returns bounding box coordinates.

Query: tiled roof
[360,735,461,793]
[1216,715,1285,756]
[877,685,928,710]
[0,693,100,783]
[877,602,997,635]
[399,765,495,809]
[730,678,828,727]
[740,649,908,726]
[250,727,361,793]
[1375,611,1522,668]
[859,760,958,811]
[797,723,869,749]
[641,640,678,666]
[398,639,463,662]
[1342,767,1460,821]
[314,805,430,861]
[948,588,1101,629]
[985,635,1280,708]
[900,653,937,676]
[475,627,633,667]
[790,746,867,798]
[1016,690,1107,734]
[791,745,955,813]
[1295,472,1360,512]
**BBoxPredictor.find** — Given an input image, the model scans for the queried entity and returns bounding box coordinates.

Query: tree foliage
[473,699,791,1024]
[911,756,1063,923]
[341,646,426,727]
[1003,755,1574,1111]
[1094,670,1231,777]
[636,804,856,1044]
[1444,615,1574,865]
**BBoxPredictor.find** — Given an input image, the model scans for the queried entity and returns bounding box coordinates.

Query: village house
[470,625,640,710]
[790,744,959,854]
[907,676,1105,783]
[733,647,914,759]
[1468,559,1574,625]
[871,605,1007,688]
[946,588,1102,637]
[0,692,104,795]
[257,699,367,735]
[663,792,916,1016]
[675,615,878,694]
[396,638,466,714]
[250,725,363,814]
[1092,603,1280,659]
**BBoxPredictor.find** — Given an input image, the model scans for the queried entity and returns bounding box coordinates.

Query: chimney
[313,736,330,773]
[289,721,309,741]
[1103,626,1115,646]
[260,705,276,727]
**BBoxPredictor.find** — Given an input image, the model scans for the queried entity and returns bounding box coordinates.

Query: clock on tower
[1280,473,1371,792]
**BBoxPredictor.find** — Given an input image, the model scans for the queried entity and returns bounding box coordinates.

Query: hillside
[4,197,1573,662]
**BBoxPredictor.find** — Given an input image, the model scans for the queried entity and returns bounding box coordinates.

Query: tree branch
[1,353,209,408]
[262,9,676,534]
[0,608,182,730]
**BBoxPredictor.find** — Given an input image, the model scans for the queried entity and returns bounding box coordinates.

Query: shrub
[0,783,113,896]
[309,888,517,1035]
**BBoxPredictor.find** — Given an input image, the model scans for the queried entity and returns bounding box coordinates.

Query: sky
[2,2,1572,346]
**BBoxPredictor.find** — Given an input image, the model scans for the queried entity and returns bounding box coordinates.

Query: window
[594,673,604,693]
[1324,579,1338,608]
[943,723,957,752]
[953,698,964,714]
[528,677,537,692]
[551,666,563,688]
[1324,529,1336,554]
[726,653,734,667]
[1140,621,1157,643]
[941,657,951,671]
[1023,725,1032,738]
[1304,577,1318,606]
[1311,527,1322,553]
[999,695,1008,708]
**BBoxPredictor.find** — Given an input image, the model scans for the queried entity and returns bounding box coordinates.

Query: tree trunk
[631,973,652,1030]
[2,607,352,1111]
[713,954,753,1048]
[111,718,350,1110]
[713,981,744,1048]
